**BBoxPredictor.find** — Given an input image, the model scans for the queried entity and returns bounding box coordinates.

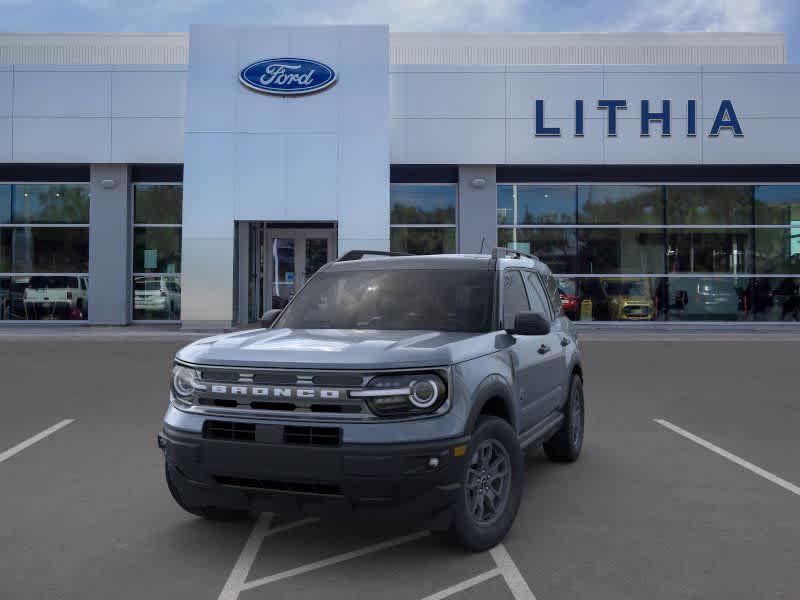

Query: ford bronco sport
[159,249,585,551]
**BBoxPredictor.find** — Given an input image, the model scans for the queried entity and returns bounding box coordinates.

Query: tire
[543,374,584,463]
[165,463,252,521]
[442,416,523,552]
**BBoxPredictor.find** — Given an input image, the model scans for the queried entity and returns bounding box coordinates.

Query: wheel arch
[465,374,516,434]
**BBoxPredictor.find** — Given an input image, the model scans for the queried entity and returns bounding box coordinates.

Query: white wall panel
[13,117,110,162]
[234,134,286,221]
[604,70,701,118]
[337,134,389,240]
[702,72,800,118]
[184,26,238,133]
[112,70,185,116]
[606,118,701,164]
[182,132,235,237]
[0,118,11,160]
[702,118,798,164]
[402,72,505,118]
[506,117,604,164]
[14,70,109,117]
[404,118,504,164]
[111,117,183,162]
[286,134,338,221]
[0,69,11,117]
[506,71,603,119]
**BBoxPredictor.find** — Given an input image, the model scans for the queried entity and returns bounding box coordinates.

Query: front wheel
[543,374,584,462]
[442,416,523,552]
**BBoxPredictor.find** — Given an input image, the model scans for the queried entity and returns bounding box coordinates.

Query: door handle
[560,337,571,347]
[537,344,551,354]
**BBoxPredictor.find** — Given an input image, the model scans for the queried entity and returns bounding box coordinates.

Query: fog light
[428,457,440,468]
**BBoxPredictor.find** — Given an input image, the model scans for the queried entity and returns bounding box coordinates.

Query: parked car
[600,278,655,321]
[159,249,585,551]
[557,277,579,320]
[670,278,741,321]
[23,275,88,320]
[134,276,181,319]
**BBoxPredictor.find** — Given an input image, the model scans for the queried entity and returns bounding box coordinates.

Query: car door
[524,270,568,417]
[501,270,557,433]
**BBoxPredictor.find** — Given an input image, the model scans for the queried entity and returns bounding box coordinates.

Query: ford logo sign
[239,58,337,96]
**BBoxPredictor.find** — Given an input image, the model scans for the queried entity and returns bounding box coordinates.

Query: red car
[558,278,579,320]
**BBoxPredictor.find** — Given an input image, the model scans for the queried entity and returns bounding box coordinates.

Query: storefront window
[0,183,90,321]
[666,229,753,274]
[578,185,662,225]
[666,186,752,225]
[578,229,665,274]
[754,185,800,225]
[498,185,575,225]
[755,229,800,274]
[390,184,456,254]
[132,184,182,320]
[498,228,577,273]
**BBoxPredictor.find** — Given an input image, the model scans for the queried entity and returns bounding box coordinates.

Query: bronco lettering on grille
[208,384,342,400]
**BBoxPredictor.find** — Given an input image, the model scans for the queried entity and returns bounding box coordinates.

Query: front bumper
[160,424,469,522]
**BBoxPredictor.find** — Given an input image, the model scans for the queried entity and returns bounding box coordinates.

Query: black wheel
[442,416,523,552]
[543,374,584,462]
[165,464,252,521]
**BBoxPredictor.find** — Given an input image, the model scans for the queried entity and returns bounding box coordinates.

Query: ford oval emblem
[239,58,337,96]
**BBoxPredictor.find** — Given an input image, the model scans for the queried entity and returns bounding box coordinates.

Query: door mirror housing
[507,311,551,336]
[261,309,282,328]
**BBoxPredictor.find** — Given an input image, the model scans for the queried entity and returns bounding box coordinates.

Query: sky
[0,0,797,62]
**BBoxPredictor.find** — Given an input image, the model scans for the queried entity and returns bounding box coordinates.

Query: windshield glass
[275,268,495,332]
[604,281,647,296]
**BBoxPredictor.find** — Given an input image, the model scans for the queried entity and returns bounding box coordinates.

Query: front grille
[203,420,256,441]
[283,426,341,447]
[197,396,366,416]
[201,369,297,385]
[215,475,341,496]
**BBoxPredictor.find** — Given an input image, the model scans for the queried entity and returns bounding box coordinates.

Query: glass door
[265,228,336,313]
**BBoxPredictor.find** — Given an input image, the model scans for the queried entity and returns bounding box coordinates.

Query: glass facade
[499,184,800,321]
[390,184,457,254]
[132,184,182,320]
[0,184,90,321]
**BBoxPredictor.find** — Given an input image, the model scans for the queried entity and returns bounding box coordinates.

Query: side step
[518,412,564,450]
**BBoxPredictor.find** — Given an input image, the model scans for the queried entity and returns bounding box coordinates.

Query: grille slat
[215,475,341,496]
[203,420,256,441]
[283,425,342,447]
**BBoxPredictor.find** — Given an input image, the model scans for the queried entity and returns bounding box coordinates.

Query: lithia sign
[535,99,743,138]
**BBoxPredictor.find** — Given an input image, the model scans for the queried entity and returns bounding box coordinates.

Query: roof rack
[490,247,538,261]
[337,250,410,262]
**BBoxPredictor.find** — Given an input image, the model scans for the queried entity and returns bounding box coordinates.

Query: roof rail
[337,249,410,262]
[490,247,538,261]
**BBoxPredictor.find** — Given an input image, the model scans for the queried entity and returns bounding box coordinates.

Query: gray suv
[160,249,584,551]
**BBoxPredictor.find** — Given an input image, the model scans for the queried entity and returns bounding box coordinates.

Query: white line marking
[418,569,501,600]
[239,530,430,591]
[0,419,74,464]
[217,515,317,600]
[490,543,537,600]
[655,418,800,497]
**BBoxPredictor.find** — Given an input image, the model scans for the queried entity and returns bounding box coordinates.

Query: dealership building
[0,27,799,327]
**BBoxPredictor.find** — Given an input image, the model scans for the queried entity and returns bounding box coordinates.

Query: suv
[159,250,584,551]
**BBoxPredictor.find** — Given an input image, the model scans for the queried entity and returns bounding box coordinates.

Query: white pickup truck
[23,275,88,320]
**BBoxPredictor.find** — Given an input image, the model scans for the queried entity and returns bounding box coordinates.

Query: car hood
[176,328,498,369]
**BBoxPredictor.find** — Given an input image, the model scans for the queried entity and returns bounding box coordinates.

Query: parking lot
[1,329,799,600]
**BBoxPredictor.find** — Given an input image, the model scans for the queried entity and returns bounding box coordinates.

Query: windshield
[275,268,495,332]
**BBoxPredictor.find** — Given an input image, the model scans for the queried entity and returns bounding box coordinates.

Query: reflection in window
[755,185,800,225]
[578,229,665,274]
[390,184,457,254]
[132,184,182,320]
[666,186,752,225]
[755,229,800,274]
[667,229,752,274]
[133,275,181,320]
[498,228,577,273]
[0,182,90,321]
[498,185,575,225]
[578,185,662,225]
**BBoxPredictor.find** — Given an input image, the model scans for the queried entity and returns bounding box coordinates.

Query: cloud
[621,0,781,32]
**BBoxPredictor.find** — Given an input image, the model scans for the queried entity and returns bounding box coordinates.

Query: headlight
[170,364,201,408]
[351,373,448,417]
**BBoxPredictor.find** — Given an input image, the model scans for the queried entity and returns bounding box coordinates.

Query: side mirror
[260,309,282,328]
[507,311,551,336]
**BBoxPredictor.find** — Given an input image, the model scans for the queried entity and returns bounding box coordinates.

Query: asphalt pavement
[1,330,798,599]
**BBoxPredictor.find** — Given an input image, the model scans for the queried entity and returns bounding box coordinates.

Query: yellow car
[600,279,655,321]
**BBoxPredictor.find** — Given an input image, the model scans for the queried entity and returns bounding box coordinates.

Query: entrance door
[265,228,336,313]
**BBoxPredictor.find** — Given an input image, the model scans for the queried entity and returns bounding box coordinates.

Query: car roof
[326,253,550,273]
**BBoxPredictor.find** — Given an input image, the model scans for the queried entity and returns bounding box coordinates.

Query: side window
[523,271,551,319]
[502,271,530,328]
[542,273,563,317]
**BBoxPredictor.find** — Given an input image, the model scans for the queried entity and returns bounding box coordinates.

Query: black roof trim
[130,164,184,183]
[391,165,459,184]
[0,164,90,182]
[496,165,800,183]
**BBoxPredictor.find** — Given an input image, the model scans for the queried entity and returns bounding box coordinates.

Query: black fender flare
[464,373,516,434]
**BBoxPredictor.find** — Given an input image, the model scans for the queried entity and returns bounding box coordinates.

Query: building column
[88,164,131,325]
[458,166,497,254]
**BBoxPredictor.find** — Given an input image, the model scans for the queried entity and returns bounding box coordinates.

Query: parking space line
[0,419,75,464]
[490,543,538,600]
[238,530,430,591]
[655,418,800,497]
[217,515,317,600]
[418,569,501,600]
